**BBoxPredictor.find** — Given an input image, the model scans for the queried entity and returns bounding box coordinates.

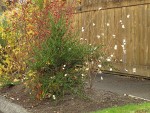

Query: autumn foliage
[0,0,109,100]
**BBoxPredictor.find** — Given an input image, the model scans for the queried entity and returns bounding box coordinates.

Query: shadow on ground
[94,74,150,100]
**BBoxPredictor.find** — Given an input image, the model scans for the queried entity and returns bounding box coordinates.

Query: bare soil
[0,84,145,113]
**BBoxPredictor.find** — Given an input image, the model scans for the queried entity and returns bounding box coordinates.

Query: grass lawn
[93,102,150,113]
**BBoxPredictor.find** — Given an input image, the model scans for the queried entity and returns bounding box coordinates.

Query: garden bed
[0,84,145,113]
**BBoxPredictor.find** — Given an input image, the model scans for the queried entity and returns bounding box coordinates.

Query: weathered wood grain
[73,0,150,77]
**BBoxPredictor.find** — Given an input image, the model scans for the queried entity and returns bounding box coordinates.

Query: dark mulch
[0,84,146,113]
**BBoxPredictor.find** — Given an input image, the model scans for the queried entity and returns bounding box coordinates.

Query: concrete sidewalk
[0,95,29,113]
[94,74,150,100]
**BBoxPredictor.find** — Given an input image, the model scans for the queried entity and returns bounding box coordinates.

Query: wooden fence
[73,0,150,77]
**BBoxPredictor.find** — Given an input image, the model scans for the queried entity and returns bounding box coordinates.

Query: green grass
[92,102,150,113]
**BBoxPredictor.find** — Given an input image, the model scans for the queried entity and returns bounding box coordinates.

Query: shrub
[24,0,93,100]
[0,0,111,100]
[0,3,26,87]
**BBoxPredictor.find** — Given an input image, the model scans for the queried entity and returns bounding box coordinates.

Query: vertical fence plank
[148,4,150,66]
[131,6,136,67]
[138,5,143,65]
[101,10,105,47]
[114,8,122,64]
[134,6,140,66]
[107,8,115,57]
[121,7,127,71]
[126,6,131,66]
[144,5,148,65]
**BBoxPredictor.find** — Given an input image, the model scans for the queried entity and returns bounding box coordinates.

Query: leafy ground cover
[93,102,150,113]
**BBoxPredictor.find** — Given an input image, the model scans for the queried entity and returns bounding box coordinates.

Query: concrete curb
[0,96,30,113]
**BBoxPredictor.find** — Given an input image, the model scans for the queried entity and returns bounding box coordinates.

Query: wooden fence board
[134,5,140,66]
[125,6,130,65]
[115,8,122,64]
[131,6,136,66]
[144,5,148,65]
[148,4,150,66]
[107,9,115,56]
